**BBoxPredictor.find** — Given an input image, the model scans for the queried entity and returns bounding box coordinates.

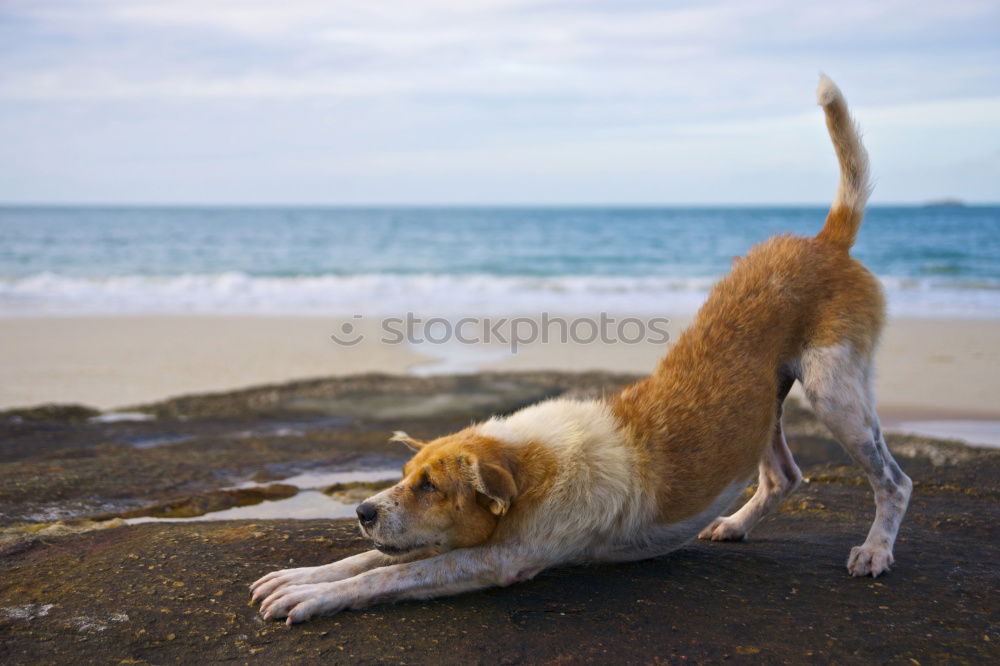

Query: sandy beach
[0,316,433,410]
[2,315,998,441]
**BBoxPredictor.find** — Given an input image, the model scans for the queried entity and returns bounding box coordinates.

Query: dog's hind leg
[800,343,912,577]
[698,370,802,542]
[698,412,801,542]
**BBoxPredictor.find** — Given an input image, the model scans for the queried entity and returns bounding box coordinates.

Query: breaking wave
[2,272,998,318]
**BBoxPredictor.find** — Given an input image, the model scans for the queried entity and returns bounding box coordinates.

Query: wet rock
[321,479,398,504]
[124,371,635,420]
[0,371,997,663]
[0,518,127,558]
[4,517,127,537]
[0,403,100,423]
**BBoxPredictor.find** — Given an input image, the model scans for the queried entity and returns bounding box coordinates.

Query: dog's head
[356,427,517,556]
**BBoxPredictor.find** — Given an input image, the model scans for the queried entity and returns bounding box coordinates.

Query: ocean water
[1,206,998,318]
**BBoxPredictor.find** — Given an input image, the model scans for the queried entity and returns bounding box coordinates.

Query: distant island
[923,198,966,208]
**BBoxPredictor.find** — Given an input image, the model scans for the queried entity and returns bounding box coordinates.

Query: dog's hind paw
[847,544,894,577]
[697,517,748,542]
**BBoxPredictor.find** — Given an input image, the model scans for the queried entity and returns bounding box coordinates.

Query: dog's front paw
[259,582,351,625]
[251,566,327,602]
[847,544,893,577]
[697,517,747,542]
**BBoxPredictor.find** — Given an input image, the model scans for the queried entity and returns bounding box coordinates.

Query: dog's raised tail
[815,74,871,250]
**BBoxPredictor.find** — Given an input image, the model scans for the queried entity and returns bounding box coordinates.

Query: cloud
[4,0,997,103]
[0,0,998,202]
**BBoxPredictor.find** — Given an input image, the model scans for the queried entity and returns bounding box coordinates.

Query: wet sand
[2,315,998,445]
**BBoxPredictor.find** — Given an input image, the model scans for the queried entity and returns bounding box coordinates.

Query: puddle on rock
[89,412,154,423]
[120,433,195,449]
[226,417,349,440]
[887,420,1000,448]
[126,491,356,523]
[228,467,400,490]
[127,467,401,524]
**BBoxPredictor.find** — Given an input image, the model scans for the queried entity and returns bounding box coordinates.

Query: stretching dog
[252,76,912,624]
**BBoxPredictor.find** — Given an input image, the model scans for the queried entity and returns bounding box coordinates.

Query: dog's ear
[470,458,517,517]
[389,431,425,452]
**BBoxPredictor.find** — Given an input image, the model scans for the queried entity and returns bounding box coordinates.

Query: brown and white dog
[251,76,912,624]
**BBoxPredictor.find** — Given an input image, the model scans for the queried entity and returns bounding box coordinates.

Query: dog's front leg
[250,549,428,602]
[259,545,533,624]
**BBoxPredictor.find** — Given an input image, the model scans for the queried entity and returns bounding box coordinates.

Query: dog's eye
[419,477,436,493]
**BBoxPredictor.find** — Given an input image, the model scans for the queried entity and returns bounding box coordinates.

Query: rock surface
[1,371,997,664]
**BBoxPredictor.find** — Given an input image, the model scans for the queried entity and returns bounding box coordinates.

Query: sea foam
[1,271,997,318]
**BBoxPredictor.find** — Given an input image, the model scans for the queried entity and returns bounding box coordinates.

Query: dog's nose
[356,502,378,527]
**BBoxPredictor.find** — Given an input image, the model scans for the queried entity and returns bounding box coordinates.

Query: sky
[1,0,998,205]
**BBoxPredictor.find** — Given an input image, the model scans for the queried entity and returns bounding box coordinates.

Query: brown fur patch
[612,233,884,522]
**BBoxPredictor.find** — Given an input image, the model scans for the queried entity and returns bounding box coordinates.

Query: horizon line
[1,200,994,209]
